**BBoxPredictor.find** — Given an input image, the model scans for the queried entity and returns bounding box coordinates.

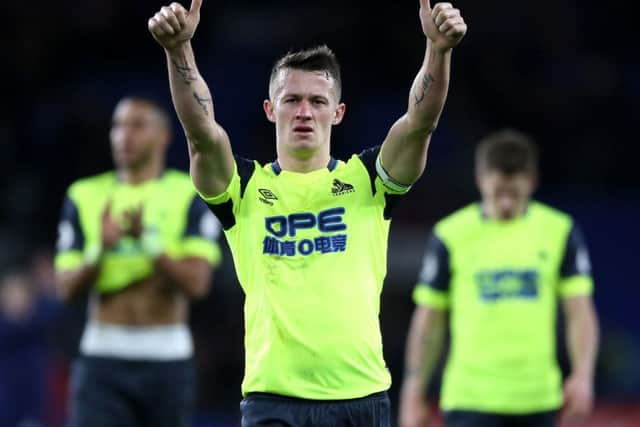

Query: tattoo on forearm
[413,73,435,105]
[172,56,197,85]
[193,92,212,115]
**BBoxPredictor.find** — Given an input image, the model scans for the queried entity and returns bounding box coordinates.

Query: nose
[295,100,312,120]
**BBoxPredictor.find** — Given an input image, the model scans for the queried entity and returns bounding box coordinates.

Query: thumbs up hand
[148,0,203,51]
[420,1,467,52]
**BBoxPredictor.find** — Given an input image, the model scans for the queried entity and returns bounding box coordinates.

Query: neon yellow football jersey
[201,146,406,399]
[55,170,222,292]
[413,202,594,413]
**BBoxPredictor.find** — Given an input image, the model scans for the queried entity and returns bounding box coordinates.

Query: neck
[118,161,164,185]
[482,201,528,221]
[276,148,331,173]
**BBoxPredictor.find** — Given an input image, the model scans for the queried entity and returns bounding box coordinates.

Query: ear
[475,169,487,194]
[333,102,346,125]
[474,172,481,189]
[263,99,276,123]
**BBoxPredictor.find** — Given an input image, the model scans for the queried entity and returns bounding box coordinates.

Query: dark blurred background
[1,0,638,426]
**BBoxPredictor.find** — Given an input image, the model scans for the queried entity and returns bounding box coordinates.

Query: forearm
[379,41,453,184]
[402,307,446,396]
[406,40,451,134]
[166,43,219,146]
[165,43,233,195]
[566,302,599,378]
[154,256,211,299]
[55,264,100,302]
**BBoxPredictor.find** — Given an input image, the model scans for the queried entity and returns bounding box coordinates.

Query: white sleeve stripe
[375,154,411,193]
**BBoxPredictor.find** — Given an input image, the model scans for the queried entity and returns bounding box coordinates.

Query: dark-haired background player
[55,96,222,427]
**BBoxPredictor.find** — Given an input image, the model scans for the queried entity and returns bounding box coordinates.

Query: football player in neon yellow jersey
[148,0,467,424]
[54,97,222,427]
[399,130,599,427]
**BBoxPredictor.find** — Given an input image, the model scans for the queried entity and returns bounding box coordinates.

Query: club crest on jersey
[332,179,354,196]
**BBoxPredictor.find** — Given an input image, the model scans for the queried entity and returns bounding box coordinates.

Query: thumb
[190,0,202,13]
[420,0,431,12]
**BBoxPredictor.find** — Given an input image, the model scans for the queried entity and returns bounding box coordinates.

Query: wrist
[433,47,452,56]
[570,369,594,382]
[165,42,191,57]
[424,38,451,55]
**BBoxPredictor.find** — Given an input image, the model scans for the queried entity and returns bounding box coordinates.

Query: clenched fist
[420,0,467,52]
[148,0,203,51]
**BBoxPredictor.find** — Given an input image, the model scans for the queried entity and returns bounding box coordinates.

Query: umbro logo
[259,188,278,205]
[332,179,355,196]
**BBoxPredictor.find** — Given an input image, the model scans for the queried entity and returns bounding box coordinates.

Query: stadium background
[1,0,638,426]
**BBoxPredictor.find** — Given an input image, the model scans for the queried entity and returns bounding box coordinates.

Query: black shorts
[67,356,194,427]
[240,391,391,427]
[444,409,557,427]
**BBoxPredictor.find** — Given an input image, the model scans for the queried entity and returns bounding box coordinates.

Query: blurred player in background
[54,96,222,427]
[147,0,466,425]
[399,129,599,427]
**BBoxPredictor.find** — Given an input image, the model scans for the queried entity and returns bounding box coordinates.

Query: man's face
[264,69,345,158]
[110,100,168,170]
[477,170,536,220]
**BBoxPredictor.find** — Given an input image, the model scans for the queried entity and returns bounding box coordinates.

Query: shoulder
[435,203,481,240]
[349,146,380,170]
[67,171,115,201]
[528,201,573,229]
[161,169,196,191]
[236,155,259,171]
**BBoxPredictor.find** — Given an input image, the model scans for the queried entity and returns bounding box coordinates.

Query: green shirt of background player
[54,97,222,427]
[148,0,466,425]
[399,129,599,427]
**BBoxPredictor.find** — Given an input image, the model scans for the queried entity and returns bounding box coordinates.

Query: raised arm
[148,0,234,197]
[381,0,467,185]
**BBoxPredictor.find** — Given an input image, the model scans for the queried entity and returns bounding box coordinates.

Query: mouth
[293,125,314,134]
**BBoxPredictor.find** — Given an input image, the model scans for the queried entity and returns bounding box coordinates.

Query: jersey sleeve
[54,195,86,272]
[358,145,411,219]
[198,156,256,231]
[557,222,594,298]
[412,233,451,309]
[171,195,223,266]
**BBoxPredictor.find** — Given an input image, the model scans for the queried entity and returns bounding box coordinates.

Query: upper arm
[379,114,433,185]
[411,304,447,332]
[561,294,597,326]
[558,223,594,298]
[358,145,411,220]
[188,124,236,198]
[198,155,256,232]
[175,195,223,266]
[412,233,451,310]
